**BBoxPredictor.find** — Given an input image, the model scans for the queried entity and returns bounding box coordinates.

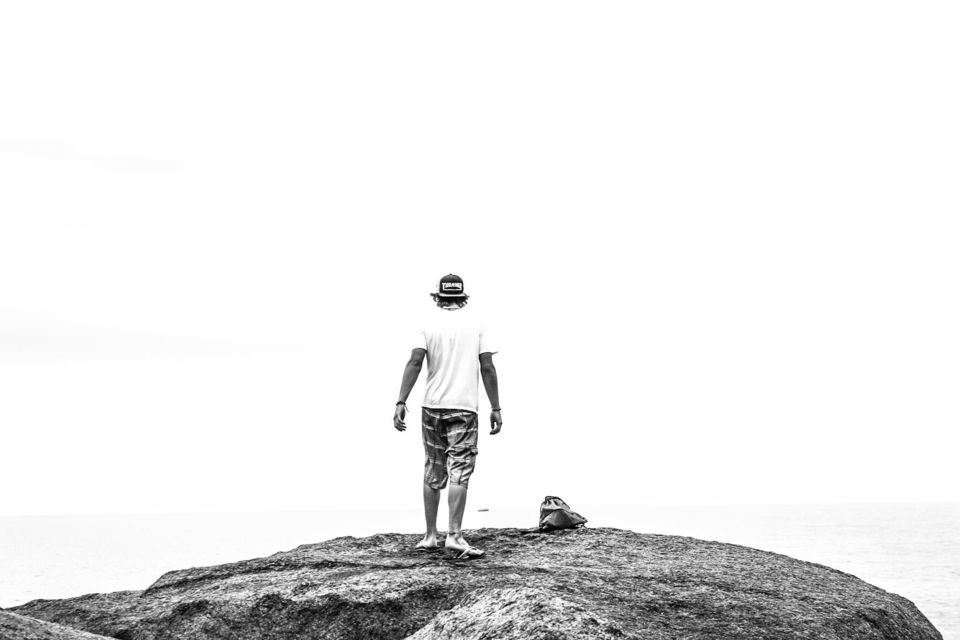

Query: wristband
[492,408,501,412]
[396,401,406,406]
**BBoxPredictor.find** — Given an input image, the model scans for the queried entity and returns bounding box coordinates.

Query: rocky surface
[0,611,112,640]
[8,527,942,640]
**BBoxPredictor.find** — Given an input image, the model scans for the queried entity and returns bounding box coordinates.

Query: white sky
[1,1,958,516]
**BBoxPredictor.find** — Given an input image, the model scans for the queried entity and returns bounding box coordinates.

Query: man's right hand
[489,409,502,435]
[394,404,407,432]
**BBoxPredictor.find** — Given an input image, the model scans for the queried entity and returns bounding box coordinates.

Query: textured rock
[10,527,942,640]
[0,611,112,640]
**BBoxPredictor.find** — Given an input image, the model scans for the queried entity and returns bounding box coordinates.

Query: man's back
[416,307,495,413]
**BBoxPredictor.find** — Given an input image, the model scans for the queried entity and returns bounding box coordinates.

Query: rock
[9,527,942,640]
[0,611,112,640]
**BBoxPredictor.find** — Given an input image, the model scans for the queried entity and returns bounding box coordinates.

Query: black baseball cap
[434,274,467,298]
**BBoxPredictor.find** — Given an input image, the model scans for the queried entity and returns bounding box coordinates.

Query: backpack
[538,496,588,531]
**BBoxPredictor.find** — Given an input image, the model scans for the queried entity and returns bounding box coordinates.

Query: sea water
[1,503,957,639]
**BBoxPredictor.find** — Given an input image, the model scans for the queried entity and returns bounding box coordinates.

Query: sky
[1,1,958,516]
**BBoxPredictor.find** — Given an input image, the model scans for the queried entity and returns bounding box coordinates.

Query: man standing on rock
[394,274,502,560]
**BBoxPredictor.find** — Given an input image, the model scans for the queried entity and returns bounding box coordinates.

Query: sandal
[444,544,485,560]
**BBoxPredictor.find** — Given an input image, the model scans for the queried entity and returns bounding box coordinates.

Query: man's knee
[446,451,477,488]
[424,474,448,490]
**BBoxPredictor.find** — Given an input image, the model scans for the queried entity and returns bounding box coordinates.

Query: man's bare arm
[480,352,502,434]
[398,348,426,404]
[394,348,426,431]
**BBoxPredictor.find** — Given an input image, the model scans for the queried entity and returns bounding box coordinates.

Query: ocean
[1,502,957,639]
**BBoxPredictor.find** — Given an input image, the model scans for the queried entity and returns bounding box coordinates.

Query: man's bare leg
[446,483,469,547]
[420,483,441,547]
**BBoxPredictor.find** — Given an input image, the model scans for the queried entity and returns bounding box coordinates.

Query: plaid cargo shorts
[422,407,479,490]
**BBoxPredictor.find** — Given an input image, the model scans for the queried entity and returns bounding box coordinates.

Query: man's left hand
[394,404,407,432]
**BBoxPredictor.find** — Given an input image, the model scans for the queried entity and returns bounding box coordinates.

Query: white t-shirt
[414,307,497,413]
